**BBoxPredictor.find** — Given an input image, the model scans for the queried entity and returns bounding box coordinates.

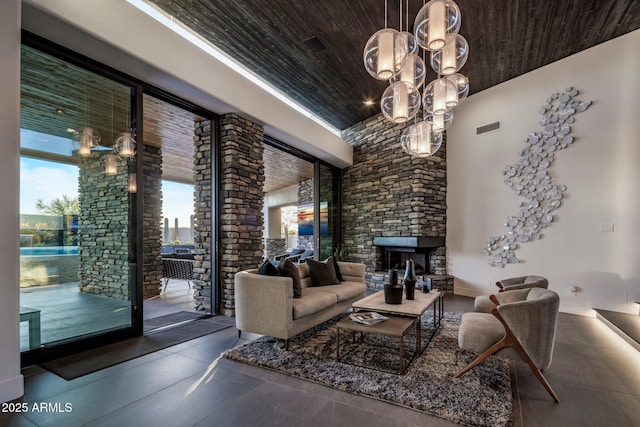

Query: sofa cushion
[312,281,367,302]
[292,288,338,319]
[307,256,340,286]
[279,258,302,298]
[258,260,281,276]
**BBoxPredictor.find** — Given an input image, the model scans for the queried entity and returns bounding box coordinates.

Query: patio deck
[20,280,199,352]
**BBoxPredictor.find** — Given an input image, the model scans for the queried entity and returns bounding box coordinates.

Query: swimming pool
[20,246,79,256]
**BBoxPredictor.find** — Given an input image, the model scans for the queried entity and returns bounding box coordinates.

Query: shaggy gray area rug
[223,312,512,427]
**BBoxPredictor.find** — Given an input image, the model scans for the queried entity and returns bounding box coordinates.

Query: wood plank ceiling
[149,0,640,130]
[22,1,639,193]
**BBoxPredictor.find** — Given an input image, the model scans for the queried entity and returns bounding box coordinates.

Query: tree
[35,194,80,216]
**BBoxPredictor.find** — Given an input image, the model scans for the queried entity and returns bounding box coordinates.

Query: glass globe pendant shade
[414,0,461,51]
[430,33,469,75]
[400,31,418,55]
[75,127,100,157]
[425,110,454,131]
[390,54,426,89]
[401,121,443,157]
[104,154,119,175]
[445,72,470,102]
[381,81,421,124]
[114,131,136,158]
[363,28,408,80]
[423,77,458,115]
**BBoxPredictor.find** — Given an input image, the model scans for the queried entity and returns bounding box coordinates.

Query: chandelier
[363,0,470,157]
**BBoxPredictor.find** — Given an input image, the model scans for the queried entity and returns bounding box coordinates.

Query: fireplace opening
[386,248,428,274]
[373,236,446,276]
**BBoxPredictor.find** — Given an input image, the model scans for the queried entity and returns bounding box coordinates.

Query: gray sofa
[235,261,367,346]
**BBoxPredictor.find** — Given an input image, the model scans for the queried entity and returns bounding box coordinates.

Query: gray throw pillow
[307,256,340,286]
[278,258,302,298]
[258,260,280,276]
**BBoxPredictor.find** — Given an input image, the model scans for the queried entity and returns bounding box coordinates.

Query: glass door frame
[20,31,220,366]
[314,161,342,260]
[263,136,342,262]
[140,87,219,316]
[21,31,142,366]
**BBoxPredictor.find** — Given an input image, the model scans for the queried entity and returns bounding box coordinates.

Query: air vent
[476,121,501,135]
[303,37,326,52]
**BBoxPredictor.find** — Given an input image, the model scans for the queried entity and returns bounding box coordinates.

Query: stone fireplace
[341,113,454,293]
[373,236,445,275]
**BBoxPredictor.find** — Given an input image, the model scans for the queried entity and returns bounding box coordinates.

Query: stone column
[219,113,264,316]
[142,145,163,298]
[297,178,313,249]
[192,119,213,312]
[77,153,131,299]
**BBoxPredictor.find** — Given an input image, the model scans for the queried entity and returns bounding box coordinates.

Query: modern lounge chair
[456,287,561,403]
[495,275,548,292]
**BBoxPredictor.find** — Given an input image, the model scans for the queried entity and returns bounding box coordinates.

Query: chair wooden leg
[238,330,242,339]
[457,308,560,403]
[284,339,289,350]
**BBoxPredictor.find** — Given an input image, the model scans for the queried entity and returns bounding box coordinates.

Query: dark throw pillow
[258,260,281,276]
[307,256,340,286]
[332,256,344,282]
[278,258,302,298]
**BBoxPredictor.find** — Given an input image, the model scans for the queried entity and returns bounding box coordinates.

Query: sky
[161,180,195,227]
[20,157,79,215]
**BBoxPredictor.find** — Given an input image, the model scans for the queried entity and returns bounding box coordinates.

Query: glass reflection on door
[19,45,135,351]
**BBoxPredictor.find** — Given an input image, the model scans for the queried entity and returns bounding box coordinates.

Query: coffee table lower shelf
[336,315,418,374]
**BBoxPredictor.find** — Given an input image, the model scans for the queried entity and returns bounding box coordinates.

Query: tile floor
[20,280,200,350]
[4,295,640,427]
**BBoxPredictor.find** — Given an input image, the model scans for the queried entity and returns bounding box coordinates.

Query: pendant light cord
[384,0,388,28]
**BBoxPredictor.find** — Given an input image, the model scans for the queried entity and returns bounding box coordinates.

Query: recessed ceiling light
[55,108,64,114]
[363,100,375,106]
[67,128,76,133]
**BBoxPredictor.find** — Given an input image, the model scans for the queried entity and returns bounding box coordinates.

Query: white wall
[447,30,640,316]
[0,0,24,403]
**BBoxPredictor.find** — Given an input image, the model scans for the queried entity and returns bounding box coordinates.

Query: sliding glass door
[20,43,137,358]
[316,162,341,260]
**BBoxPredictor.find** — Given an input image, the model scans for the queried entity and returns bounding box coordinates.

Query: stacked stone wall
[77,154,131,299]
[194,113,264,316]
[341,114,452,292]
[192,119,213,312]
[265,237,286,260]
[214,114,264,316]
[142,145,163,298]
[297,178,314,250]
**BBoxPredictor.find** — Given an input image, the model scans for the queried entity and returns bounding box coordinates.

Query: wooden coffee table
[352,290,443,353]
[336,315,418,374]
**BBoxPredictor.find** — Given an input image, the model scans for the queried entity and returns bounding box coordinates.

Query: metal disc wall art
[484,87,592,267]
